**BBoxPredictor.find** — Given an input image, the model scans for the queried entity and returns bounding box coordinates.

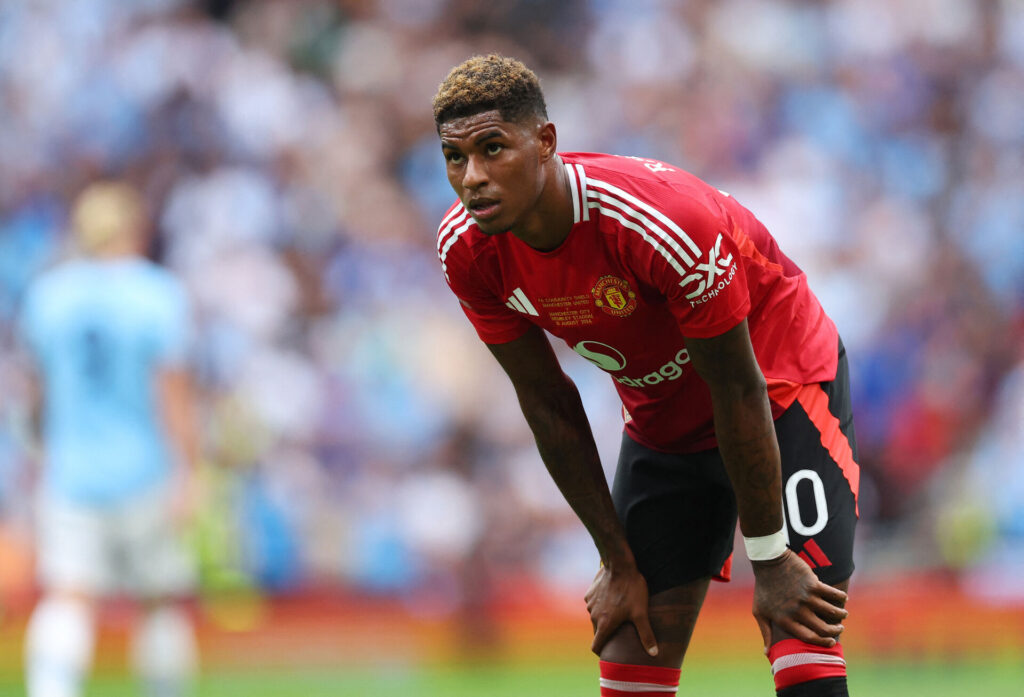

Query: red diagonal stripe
[803,538,832,568]
[796,384,860,516]
[797,550,816,568]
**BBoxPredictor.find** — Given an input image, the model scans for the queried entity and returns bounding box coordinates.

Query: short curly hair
[432,54,548,128]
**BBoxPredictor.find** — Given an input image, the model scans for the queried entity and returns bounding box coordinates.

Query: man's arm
[487,325,658,657]
[156,367,199,527]
[685,319,848,650]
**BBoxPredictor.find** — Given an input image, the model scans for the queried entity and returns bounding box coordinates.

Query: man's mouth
[468,198,500,219]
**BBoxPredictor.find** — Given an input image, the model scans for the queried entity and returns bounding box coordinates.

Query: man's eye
[446,152,464,164]
[486,143,503,155]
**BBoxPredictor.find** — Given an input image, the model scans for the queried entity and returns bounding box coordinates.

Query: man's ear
[537,121,558,162]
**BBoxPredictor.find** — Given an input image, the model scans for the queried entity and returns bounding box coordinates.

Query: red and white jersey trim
[586,176,701,267]
[564,160,591,224]
[437,203,472,281]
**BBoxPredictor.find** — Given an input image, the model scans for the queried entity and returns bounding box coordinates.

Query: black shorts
[612,341,859,595]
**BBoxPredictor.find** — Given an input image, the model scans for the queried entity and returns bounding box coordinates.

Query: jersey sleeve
[441,241,532,345]
[629,189,751,338]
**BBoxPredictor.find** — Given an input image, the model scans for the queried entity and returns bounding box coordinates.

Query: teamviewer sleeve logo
[678,233,737,306]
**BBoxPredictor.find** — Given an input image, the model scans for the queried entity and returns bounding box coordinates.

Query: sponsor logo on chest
[572,340,692,388]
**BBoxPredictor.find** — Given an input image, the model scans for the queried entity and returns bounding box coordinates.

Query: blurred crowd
[1,0,1022,615]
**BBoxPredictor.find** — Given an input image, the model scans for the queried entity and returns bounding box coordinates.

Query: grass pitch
[1,659,1022,696]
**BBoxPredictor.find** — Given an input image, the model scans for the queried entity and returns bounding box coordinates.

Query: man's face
[439,110,546,236]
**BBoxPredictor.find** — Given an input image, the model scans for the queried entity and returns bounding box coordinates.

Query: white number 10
[781,469,828,542]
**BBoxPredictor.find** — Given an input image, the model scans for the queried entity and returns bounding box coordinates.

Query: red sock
[768,639,846,690]
[599,660,680,696]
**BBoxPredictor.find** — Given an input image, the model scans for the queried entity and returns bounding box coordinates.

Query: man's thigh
[36,495,115,594]
[611,433,738,596]
[775,346,859,587]
[115,486,195,599]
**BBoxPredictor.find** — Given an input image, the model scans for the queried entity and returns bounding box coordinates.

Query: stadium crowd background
[0,0,1022,629]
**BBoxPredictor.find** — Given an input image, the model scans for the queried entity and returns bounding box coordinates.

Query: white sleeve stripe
[771,653,847,675]
[598,678,678,692]
[586,198,688,276]
[574,163,590,221]
[564,162,581,223]
[438,216,475,280]
[438,203,465,232]
[436,206,469,254]
[587,177,702,261]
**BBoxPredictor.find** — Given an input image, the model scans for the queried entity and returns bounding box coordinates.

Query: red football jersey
[438,152,838,453]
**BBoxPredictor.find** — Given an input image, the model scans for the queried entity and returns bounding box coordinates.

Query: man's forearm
[712,381,784,538]
[516,374,635,567]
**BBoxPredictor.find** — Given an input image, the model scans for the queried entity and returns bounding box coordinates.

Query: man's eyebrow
[472,129,504,143]
[440,128,505,150]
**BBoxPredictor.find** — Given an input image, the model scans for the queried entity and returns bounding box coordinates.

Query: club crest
[591,275,637,318]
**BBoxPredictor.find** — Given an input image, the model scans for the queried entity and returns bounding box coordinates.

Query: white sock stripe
[771,653,847,675]
[599,678,679,693]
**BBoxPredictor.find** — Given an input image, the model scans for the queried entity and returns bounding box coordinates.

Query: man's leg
[26,495,106,697]
[25,590,97,697]
[767,578,851,697]
[768,340,860,696]
[599,432,739,696]
[132,600,198,697]
[122,485,199,697]
[597,578,711,696]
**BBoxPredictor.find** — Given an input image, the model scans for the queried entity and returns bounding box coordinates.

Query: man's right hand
[751,549,848,652]
[585,563,659,657]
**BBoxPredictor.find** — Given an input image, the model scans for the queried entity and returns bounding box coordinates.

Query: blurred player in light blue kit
[19,181,199,697]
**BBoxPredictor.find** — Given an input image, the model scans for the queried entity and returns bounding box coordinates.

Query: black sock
[777,676,849,697]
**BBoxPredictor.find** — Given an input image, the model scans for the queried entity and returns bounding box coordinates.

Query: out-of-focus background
[0,0,1022,695]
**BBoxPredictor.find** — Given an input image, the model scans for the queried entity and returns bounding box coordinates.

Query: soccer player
[432,55,859,697]
[19,181,199,697]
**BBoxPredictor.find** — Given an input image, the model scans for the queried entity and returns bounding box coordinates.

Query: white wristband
[743,529,788,561]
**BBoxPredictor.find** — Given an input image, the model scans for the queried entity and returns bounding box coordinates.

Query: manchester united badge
[591,275,637,318]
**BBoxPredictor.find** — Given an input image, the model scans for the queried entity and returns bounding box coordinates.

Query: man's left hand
[751,549,847,652]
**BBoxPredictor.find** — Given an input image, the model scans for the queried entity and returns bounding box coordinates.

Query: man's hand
[751,549,848,652]
[585,564,659,657]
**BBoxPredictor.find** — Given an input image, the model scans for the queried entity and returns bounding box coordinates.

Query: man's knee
[598,579,709,668]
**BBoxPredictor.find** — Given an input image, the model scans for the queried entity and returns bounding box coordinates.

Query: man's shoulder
[563,152,725,219]
[435,200,486,270]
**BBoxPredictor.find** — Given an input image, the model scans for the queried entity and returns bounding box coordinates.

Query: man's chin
[472,218,508,236]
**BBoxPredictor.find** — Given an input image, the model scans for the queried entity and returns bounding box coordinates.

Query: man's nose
[463,155,488,190]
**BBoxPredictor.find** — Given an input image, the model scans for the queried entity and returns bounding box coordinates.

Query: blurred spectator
[17,181,199,697]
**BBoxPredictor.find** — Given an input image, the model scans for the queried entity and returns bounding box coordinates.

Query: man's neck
[510,156,575,252]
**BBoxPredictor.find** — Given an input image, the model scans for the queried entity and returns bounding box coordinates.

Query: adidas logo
[505,287,539,316]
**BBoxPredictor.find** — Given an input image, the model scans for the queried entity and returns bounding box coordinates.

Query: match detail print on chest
[503,273,640,329]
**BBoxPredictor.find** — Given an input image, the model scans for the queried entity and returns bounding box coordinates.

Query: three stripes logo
[505,287,539,316]
[795,539,832,570]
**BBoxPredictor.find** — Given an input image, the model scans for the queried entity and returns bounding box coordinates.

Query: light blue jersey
[19,258,191,505]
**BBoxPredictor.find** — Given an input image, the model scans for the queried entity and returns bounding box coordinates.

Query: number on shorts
[782,469,828,538]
